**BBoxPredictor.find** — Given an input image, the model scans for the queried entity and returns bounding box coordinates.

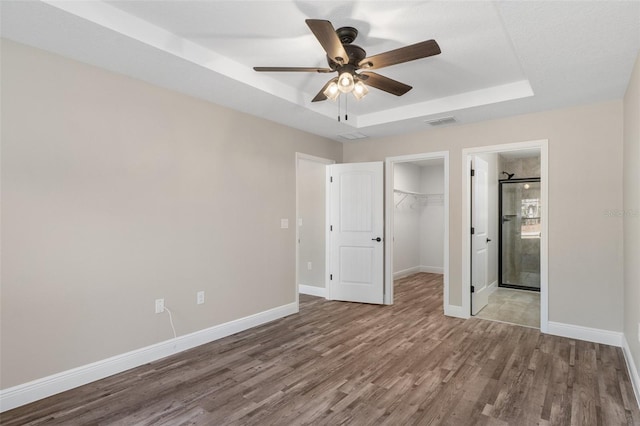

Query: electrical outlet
[307,261,312,270]
[155,298,164,314]
[197,291,205,305]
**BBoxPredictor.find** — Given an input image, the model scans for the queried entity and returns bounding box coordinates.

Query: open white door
[471,156,490,315]
[327,162,384,304]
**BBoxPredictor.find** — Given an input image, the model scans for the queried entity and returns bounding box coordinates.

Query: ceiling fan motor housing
[327,45,366,69]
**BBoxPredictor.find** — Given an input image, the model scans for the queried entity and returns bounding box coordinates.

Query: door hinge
[471,227,475,235]
[330,274,333,280]
[471,285,475,293]
[471,169,475,177]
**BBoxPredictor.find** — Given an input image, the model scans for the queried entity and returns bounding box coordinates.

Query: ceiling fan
[254,19,441,102]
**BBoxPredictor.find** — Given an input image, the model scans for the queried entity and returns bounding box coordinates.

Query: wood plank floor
[2,273,639,425]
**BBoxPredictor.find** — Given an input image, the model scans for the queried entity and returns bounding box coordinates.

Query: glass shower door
[499,179,541,291]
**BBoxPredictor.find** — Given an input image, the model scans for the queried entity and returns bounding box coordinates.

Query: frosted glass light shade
[352,81,369,100]
[337,72,355,93]
[323,81,340,100]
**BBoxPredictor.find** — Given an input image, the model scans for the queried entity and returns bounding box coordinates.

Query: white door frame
[384,151,450,307]
[295,152,335,308]
[461,140,549,333]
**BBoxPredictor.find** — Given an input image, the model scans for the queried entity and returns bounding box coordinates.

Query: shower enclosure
[499,178,541,291]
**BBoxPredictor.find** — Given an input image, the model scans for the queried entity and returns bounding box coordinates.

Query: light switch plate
[281,218,289,229]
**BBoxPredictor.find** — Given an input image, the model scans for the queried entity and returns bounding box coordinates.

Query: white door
[327,162,384,304]
[471,156,490,315]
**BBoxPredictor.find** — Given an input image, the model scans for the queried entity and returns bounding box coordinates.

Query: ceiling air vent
[339,132,368,140]
[425,116,457,126]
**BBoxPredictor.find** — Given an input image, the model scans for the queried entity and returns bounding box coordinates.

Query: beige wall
[345,100,624,331]
[0,40,342,388]
[623,52,640,374]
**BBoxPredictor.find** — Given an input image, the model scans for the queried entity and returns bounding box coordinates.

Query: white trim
[0,302,298,413]
[385,151,449,308]
[298,284,327,298]
[393,266,421,279]
[393,266,444,279]
[325,165,333,300]
[444,304,466,319]
[546,321,623,347]
[487,280,498,295]
[623,335,640,409]
[461,140,549,331]
[420,266,444,274]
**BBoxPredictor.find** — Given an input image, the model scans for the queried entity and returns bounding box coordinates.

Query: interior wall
[0,40,342,389]
[344,99,624,332]
[419,164,445,272]
[393,163,421,274]
[623,52,640,376]
[500,156,541,179]
[297,157,329,289]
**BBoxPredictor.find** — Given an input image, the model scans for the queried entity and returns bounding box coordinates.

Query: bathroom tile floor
[475,287,540,328]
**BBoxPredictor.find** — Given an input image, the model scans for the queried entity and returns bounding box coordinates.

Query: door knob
[486,238,492,243]
[372,237,382,242]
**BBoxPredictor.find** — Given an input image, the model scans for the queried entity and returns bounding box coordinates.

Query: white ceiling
[2,1,639,142]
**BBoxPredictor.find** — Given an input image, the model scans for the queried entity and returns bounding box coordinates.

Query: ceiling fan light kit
[253,19,441,105]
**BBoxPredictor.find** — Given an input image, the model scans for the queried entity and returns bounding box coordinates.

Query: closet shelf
[394,189,444,208]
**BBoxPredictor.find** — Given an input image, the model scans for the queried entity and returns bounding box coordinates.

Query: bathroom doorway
[462,140,548,331]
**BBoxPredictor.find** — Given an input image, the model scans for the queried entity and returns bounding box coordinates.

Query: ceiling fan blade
[359,72,412,96]
[359,39,441,70]
[253,67,333,73]
[305,19,349,65]
[311,78,338,102]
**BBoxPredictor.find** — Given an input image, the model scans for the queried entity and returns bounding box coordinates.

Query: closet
[393,160,445,278]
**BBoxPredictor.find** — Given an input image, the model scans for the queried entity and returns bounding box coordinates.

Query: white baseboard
[393,266,421,279]
[623,335,640,409]
[420,266,444,274]
[299,284,326,298]
[488,280,498,295]
[393,265,444,279]
[444,304,468,319]
[547,321,623,347]
[0,302,298,413]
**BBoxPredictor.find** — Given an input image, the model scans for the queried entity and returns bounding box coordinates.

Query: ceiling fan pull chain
[338,96,341,122]
[345,96,348,121]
